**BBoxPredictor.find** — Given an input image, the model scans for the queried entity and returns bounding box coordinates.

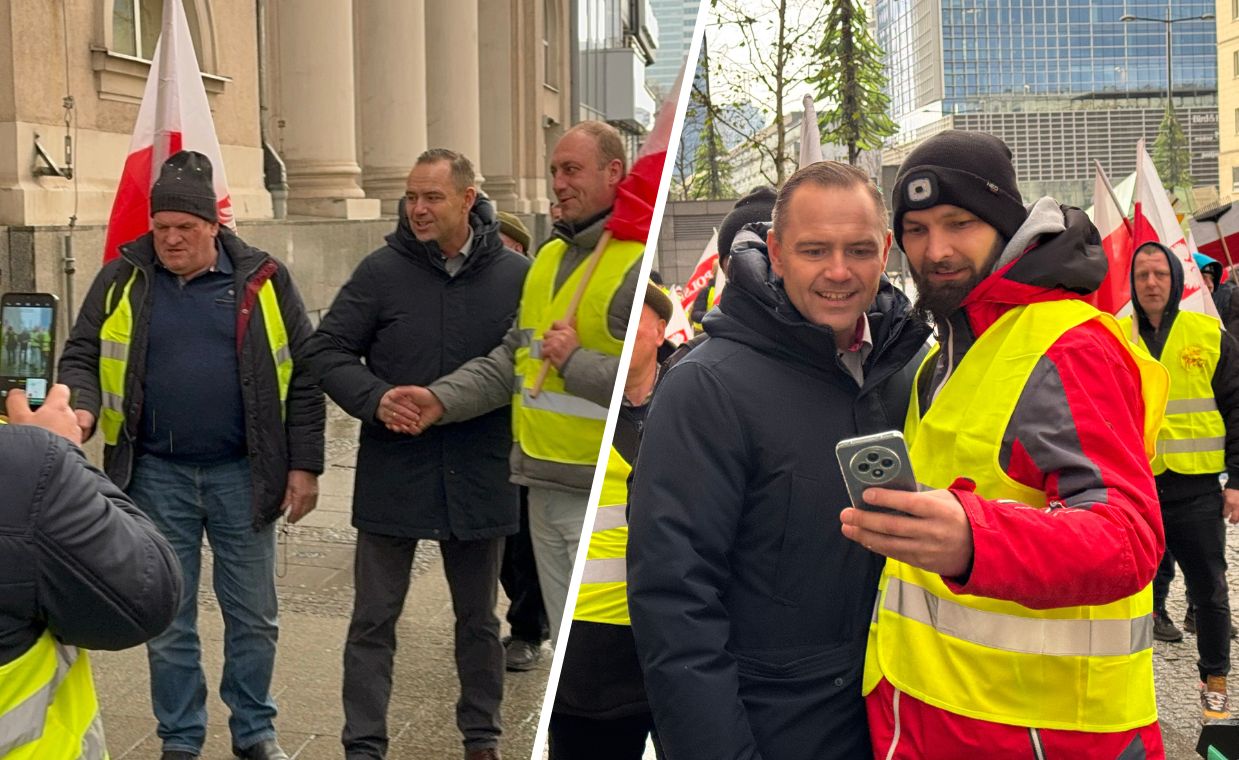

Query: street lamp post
[1120,4,1215,110]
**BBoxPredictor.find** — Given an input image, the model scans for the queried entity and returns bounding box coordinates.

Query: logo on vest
[1180,345,1208,374]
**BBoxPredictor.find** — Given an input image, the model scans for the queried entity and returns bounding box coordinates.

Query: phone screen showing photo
[1,301,55,405]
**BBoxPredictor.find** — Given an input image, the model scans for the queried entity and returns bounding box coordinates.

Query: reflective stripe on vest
[0,631,108,759]
[257,281,293,421]
[97,270,293,444]
[862,300,1169,732]
[98,269,139,446]
[1120,311,1224,475]
[512,236,643,466]
[573,445,633,625]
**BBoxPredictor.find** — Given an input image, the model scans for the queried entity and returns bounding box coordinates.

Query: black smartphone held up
[0,292,59,408]
[835,430,918,514]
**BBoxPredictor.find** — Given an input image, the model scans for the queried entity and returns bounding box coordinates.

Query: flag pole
[1095,160,1133,235]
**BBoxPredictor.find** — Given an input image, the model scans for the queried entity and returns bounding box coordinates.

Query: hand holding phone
[4,384,81,444]
[0,292,58,409]
[835,431,918,514]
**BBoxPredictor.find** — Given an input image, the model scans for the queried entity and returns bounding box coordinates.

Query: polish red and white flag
[679,229,719,314]
[1131,138,1216,317]
[103,0,233,262]
[1089,160,1133,315]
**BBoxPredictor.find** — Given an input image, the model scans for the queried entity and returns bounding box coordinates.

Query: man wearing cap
[497,211,533,256]
[303,149,528,760]
[59,151,325,760]
[840,130,1169,757]
[549,282,671,758]
[628,161,930,760]
[691,186,777,329]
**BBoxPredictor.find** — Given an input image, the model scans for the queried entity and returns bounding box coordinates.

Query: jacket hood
[387,194,507,270]
[1129,241,1183,327]
[953,197,1107,336]
[707,221,927,380]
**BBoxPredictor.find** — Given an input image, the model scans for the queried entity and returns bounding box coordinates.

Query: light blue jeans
[128,454,279,754]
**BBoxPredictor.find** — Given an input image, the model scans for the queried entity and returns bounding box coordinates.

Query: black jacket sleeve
[300,256,391,425]
[5,425,182,650]
[626,360,764,760]
[1214,328,1239,489]
[275,263,326,474]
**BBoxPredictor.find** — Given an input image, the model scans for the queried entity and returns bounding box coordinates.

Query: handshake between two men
[376,318,581,436]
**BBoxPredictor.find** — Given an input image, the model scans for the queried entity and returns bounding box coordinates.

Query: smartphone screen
[1,293,57,407]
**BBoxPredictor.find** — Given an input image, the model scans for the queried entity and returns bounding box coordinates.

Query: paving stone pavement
[92,403,550,759]
[1156,522,1239,760]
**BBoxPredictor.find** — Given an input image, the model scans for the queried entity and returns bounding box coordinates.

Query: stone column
[425,1,483,177]
[355,0,427,214]
[271,0,378,218]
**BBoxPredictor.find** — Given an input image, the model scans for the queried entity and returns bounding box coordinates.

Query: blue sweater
[138,242,246,464]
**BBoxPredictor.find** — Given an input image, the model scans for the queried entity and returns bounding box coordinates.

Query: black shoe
[1154,611,1184,642]
[162,752,200,760]
[504,637,543,672]
[233,739,289,760]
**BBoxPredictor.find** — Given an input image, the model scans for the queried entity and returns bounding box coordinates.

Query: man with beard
[627,161,930,760]
[840,130,1170,758]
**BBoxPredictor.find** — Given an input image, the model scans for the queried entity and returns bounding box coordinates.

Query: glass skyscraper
[877,0,1219,206]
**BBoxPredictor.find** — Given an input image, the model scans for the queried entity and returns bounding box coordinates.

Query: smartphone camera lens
[881,459,894,468]
[857,463,869,472]
[873,469,885,478]
[866,452,879,462]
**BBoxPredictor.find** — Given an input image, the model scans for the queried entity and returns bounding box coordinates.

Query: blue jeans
[128,454,279,753]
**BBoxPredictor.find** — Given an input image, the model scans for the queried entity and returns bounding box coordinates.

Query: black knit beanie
[150,151,219,223]
[891,130,1025,250]
[718,186,777,263]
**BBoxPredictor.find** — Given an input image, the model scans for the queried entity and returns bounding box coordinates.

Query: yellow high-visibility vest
[0,630,108,759]
[512,236,643,465]
[573,446,632,625]
[98,267,292,446]
[1120,311,1225,475]
[863,299,1169,732]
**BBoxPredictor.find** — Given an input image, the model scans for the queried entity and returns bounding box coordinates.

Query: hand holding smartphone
[0,292,58,409]
[835,431,918,514]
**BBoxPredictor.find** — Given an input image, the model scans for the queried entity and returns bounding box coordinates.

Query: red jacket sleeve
[943,320,1164,609]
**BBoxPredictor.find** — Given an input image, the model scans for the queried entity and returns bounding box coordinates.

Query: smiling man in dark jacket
[303,149,528,760]
[626,161,930,760]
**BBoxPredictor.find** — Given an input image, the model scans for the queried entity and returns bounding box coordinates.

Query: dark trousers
[548,713,660,760]
[1153,490,1231,680]
[342,530,505,757]
[501,488,549,644]
[1153,549,1191,610]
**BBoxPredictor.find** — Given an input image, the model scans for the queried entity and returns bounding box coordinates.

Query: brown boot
[464,748,501,760]
[1202,675,1232,723]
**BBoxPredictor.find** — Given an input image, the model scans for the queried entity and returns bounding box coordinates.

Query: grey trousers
[342,530,504,757]
[526,486,589,645]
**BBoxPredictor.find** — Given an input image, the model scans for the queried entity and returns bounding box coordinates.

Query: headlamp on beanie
[891,130,1027,250]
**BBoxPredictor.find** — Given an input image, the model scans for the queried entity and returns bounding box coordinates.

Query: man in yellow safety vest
[1122,241,1239,722]
[0,384,181,760]
[58,151,324,760]
[841,130,1170,758]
